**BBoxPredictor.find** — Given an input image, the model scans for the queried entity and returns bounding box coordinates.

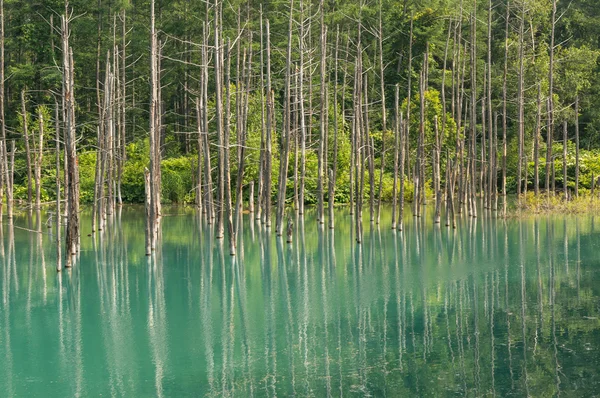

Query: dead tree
[391,86,400,230]
[34,109,45,210]
[316,0,326,225]
[0,0,10,221]
[21,90,33,207]
[546,0,557,198]
[575,96,580,197]
[62,13,80,264]
[276,1,294,235]
[147,0,161,252]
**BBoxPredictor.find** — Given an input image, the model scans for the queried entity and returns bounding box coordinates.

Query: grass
[513,191,600,216]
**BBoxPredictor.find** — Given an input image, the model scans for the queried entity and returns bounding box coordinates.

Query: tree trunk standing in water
[118,9,126,207]
[276,1,294,235]
[469,7,477,218]
[256,9,265,222]
[328,27,340,230]
[105,54,116,218]
[486,0,494,210]
[481,70,487,206]
[405,17,413,217]
[354,30,364,243]
[148,0,161,250]
[201,26,214,223]
[517,2,525,197]
[0,0,11,222]
[398,114,406,231]
[365,74,375,223]
[224,38,236,255]
[235,45,252,234]
[493,112,498,211]
[376,0,387,225]
[415,54,426,218]
[56,122,62,272]
[62,13,80,264]
[434,116,441,224]
[298,0,307,216]
[563,120,568,198]
[196,100,203,214]
[391,86,400,230]
[214,0,225,239]
[35,110,45,210]
[546,0,557,198]
[264,19,273,228]
[21,90,33,207]
[144,168,151,255]
[317,0,326,225]
[575,96,580,197]
[534,84,541,195]
[502,1,510,216]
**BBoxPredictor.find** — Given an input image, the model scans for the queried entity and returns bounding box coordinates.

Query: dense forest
[0,0,599,256]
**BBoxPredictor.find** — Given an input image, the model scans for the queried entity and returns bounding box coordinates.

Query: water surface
[0,207,599,396]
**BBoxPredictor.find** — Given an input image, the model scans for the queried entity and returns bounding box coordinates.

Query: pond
[0,206,599,396]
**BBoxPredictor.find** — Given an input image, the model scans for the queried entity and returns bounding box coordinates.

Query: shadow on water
[0,205,600,396]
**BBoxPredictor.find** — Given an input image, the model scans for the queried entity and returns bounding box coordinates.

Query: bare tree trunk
[264,19,273,228]
[406,17,413,217]
[415,56,426,218]
[434,116,441,224]
[214,0,225,238]
[517,2,525,197]
[546,0,557,198]
[148,0,161,250]
[298,1,307,217]
[329,27,340,230]
[21,90,34,207]
[276,1,294,235]
[563,120,568,198]
[391,86,400,230]
[62,13,80,264]
[365,74,375,223]
[534,84,541,195]
[235,45,252,233]
[487,0,494,210]
[470,6,477,218]
[398,114,406,231]
[196,100,203,214]
[376,0,387,225]
[201,25,214,223]
[224,38,236,255]
[118,9,126,207]
[502,1,510,216]
[56,120,62,272]
[0,0,10,221]
[35,109,45,210]
[317,0,326,225]
[144,168,151,255]
[575,96,580,197]
[257,8,265,222]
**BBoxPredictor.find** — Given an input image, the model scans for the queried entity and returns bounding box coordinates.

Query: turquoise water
[1,206,599,396]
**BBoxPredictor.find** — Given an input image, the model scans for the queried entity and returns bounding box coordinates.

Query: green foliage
[161,156,195,204]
